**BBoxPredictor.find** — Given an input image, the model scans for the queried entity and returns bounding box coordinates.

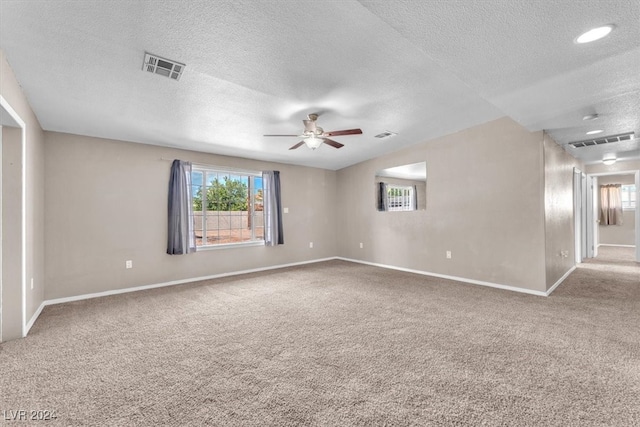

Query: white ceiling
[1,0,638,169]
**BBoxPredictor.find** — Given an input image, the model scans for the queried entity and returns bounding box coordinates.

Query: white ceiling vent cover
[374,131,397,139]
[568,132,635,148]
[142,53,185,81]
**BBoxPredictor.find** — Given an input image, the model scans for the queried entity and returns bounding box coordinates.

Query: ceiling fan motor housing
[264,114,361,150]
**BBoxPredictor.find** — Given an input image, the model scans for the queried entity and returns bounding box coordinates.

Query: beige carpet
[1,247,639,426]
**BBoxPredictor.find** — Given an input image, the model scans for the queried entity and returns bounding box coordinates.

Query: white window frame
[191,165,265,250]
[621,184,636,210]
[387,185,415,211]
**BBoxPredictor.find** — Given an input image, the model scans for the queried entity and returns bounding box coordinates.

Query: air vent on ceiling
[374,131,397,139]
[568,132,635,148]
[142,53,185,81]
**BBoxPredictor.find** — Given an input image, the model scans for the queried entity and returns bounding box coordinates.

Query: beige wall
[46,117,567,300]
[336,117,548,292]
[2,40,601,336]
[44,132,338,300]
[1,50,46,341]
[543,133,582,290]
[597,174,635,246]
[2,127,23,340]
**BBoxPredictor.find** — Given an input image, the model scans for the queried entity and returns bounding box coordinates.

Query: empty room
[1,1,639,425]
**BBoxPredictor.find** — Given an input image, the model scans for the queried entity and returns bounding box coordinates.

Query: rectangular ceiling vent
[374,131,398,139]
[568,132,635,148]
[142,53,185,81]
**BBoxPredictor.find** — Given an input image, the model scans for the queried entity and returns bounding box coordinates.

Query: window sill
[196,240,265,251]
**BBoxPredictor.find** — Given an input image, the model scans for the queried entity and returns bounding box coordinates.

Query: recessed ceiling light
[582,114,599,121]
[575,25,614,44]
[586,130,603,135]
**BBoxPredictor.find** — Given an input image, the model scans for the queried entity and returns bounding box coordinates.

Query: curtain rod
[160,157,265,176]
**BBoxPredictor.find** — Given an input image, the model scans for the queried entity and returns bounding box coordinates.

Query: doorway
[582,169,640,264]
[0,96,27,342]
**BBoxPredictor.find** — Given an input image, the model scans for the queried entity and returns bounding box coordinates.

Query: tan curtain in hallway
[600,184,623,225]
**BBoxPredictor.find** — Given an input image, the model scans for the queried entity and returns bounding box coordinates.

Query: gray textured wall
[337,117,548,292]
[44,132,338,300]
[1,49,46,340]
[2,127,23,340]
[543,133,583,291]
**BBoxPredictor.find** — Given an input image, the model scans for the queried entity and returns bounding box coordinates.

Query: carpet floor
[1,247,639,426]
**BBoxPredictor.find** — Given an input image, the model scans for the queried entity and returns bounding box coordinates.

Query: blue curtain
[263,170,284,246]
[167,160,195,254]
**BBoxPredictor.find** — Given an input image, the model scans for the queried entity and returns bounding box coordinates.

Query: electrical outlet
[284,207,289,214]
[126,260,133,269]
[359,242,363,249]
[446,251,452,259]
[309,242,313,249]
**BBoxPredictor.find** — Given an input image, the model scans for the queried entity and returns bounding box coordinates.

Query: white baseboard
[33,257,337,321]
[598,244,636,248]
[24,301,46,336]
[24,256,569,336]
[546,266,576,296]
[335,257,548,297]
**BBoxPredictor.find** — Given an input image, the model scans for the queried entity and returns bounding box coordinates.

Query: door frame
[587,169,640,262]
[0,95,27,340]
[586,175,598,258]
[0,124,2,342]
[573,168,587,263]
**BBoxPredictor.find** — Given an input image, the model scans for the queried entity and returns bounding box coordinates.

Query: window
[191,167,264,247]
[621,184,636,209]
[387,185,414,211]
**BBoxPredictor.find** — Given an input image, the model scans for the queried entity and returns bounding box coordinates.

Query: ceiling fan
[263,114,363,150]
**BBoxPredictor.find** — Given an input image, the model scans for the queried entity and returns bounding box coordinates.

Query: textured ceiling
[1,0,638,169]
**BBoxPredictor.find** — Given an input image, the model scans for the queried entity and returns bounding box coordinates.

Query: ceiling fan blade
[322,138,344,149]
[264,134,301,137]
[323,128,363,137]
[289,141,305,150]
[303,119,316,132]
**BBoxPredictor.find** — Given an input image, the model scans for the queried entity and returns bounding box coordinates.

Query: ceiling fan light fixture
[602,156,617,166]
[575,25,614,44]
[304,136,323,150]
[266,114,361,150]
